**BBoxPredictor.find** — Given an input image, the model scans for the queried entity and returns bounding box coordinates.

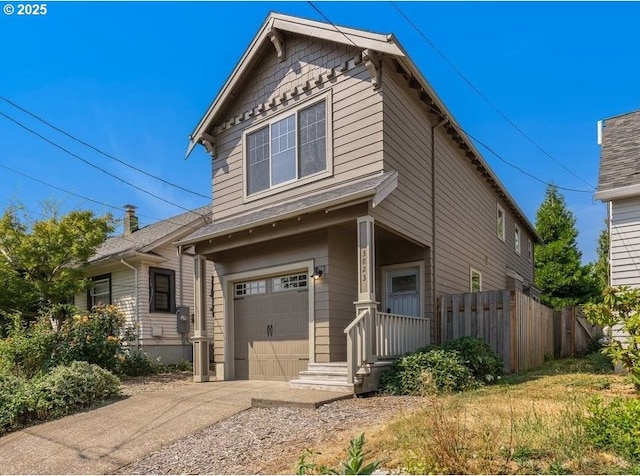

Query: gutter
[120,259,140,350]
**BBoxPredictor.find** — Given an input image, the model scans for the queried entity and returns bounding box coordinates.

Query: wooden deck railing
[344,309,433,384]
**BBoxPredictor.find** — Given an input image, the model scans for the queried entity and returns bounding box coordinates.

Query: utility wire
[390,1,596,190]
[308,0,593,194]
[0,95,209,200]
[0,110,207,216]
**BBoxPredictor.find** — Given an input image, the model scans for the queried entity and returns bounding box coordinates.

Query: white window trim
[470,267,482,292]
[496,203,506,242]
[514,225,521,256]
[242,90,333,203]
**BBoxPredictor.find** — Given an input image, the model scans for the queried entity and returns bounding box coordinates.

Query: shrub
[584,396,640,463]
[31,361,121,420]
[0,315,56,378]
[380,347,474,395]
[0,373,31,433]
[441,336,504,383]
[115,350,155,377]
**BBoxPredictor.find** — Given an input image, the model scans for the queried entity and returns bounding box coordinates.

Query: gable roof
[90,206,211,265]
[595,109,640,201]
[186,12,540,243]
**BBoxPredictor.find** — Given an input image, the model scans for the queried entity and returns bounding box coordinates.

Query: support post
[355,216,377,364]
[193,255,210,382]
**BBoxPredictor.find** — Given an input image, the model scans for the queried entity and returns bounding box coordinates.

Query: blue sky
[1,1,639,263]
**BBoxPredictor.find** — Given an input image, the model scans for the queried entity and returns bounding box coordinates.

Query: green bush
[0,316,56,378]
[585,396,640,463]
[441,336,504,383]
[380,347,474,395]
[0,373,31,433]
[115,350,155,377]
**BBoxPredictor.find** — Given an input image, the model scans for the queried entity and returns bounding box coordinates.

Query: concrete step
[288,378,356,393]
[298,370,351,382]
[305,362,349,373]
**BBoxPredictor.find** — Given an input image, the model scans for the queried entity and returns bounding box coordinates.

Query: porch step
[289,362,360,393]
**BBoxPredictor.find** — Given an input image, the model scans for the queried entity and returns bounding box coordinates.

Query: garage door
[234,272,309,381]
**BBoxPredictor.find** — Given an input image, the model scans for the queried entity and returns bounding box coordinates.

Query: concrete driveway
[0,380,350,475]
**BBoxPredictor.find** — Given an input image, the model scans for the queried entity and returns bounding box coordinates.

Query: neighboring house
[595,109,640,290]
[178,13,541,390]
[75,205,213,365]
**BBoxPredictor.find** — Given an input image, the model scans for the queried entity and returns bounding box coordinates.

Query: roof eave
[595,183,640,202]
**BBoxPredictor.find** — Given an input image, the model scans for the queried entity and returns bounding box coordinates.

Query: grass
[302,355,640,475]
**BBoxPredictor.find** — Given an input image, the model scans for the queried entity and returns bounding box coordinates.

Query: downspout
[120,259,140,350]
[431,116,448,344]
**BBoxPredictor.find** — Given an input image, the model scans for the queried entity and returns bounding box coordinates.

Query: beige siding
[373,58,433,245]
[210,34,384,221]
[75,265,135,326]
[611,197,640,288]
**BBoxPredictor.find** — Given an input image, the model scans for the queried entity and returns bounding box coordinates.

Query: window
[514,225,521,255]
[87,274,111,308]
[273,273,308,292]
[245,98,328,196]
[496,203,505,242]
[235,279,266,297]
[149,268,176,313]
[528,239,533,263]
[470,268,482,292]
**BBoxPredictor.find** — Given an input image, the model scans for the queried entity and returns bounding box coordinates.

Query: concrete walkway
[0,380,351,475]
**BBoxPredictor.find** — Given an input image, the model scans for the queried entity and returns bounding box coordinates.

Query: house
[75,205,213,365]
[595,109,640,290]
[178,13,540,390]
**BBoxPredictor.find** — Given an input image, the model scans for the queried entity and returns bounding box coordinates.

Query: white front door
[384,266,420,317]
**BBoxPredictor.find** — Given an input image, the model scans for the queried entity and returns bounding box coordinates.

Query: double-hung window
[88,274,111,308]
[245,97,328,197]
[149,267,176,313]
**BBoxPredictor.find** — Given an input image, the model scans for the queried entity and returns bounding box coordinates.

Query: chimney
[123,204,139,235]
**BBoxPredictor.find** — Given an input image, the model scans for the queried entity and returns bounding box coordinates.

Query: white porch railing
[344,309,432,384]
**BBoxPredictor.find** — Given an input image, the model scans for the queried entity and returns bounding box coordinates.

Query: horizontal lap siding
[75,266,135,327]
[434,128,535,295]
[611,197,640,288]
[374,59,432,245]
[210,34,384,220]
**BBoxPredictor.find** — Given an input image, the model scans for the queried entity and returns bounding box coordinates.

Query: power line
[390,1,596,191]
[0,95,209,200]
[0,110,207,216]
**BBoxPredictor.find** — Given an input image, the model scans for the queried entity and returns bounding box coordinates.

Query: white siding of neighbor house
[75,265,135,326]
[610,197,640,288]
[210,33,384,220]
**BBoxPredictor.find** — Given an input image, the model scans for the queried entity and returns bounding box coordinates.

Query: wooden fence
[439,290,556,373]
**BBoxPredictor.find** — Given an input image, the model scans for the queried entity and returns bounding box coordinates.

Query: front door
[384,266,420,317]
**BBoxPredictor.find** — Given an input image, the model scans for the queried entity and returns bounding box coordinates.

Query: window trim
[149,267,176,314]
[514,224,521,255]
[242,91,333,202]
[528,238,533,263]
[470,267,482,292]
[496,203,506,242]
[87,273,112,309]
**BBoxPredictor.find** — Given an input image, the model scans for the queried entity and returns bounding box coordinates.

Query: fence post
[510,292,518,373]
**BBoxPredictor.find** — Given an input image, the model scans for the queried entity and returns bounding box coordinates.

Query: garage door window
[273,273,308,292]
[235,280,266,297]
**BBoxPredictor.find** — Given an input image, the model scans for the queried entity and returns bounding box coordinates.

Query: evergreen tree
[592,222,610,295]
[534,185,597,309]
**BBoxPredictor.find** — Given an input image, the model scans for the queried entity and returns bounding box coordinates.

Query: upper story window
[88,274,111,309]
[514,225,521,255]
[496,203,505,242]
[528,239,533,263]
[149,267,176,313]
[244,94,331,199]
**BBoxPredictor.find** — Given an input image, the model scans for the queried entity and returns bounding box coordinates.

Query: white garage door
[234,273,309,381]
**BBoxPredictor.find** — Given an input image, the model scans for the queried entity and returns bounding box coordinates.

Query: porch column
[355,215,377,364]
[193,254,210,382]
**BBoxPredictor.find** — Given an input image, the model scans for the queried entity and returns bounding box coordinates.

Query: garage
[233,272,309,381]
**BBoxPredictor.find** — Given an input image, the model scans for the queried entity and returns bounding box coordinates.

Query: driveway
[0,380,350,475]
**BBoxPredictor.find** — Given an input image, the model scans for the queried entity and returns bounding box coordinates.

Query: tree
[592,222,610,296]
[0,204,114,323]
[534,185,597,309]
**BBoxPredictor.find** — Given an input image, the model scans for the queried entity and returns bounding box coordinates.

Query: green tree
[534,185,597,309]
[0,204,114,324]
[592,222,610,296]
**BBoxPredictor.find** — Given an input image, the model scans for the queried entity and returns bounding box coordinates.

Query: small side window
[470,268,482,292]
[528,239,533,263]
[496,203,505,242]
[514,225,521,255]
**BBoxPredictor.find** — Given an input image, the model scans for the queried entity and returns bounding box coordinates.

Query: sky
[1,1,639,264]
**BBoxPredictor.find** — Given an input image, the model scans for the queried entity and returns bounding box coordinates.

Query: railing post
[356,215,378,364]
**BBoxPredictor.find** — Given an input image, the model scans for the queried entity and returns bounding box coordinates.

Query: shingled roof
[90,206,211,264]
[596,109,640,200]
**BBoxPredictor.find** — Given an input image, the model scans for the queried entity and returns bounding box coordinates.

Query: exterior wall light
[312,266,325,280]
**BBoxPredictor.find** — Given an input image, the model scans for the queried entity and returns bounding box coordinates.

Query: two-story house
[178,13,540,391]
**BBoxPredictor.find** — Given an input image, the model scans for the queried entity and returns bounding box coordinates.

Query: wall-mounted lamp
[312,266,325,280]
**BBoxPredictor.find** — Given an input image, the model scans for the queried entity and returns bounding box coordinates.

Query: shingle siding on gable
[598,110,640,192]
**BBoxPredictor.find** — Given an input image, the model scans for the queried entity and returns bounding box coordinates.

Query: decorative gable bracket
[362,49,381,90]
[200,132,216,157]
[268,27,286,62]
